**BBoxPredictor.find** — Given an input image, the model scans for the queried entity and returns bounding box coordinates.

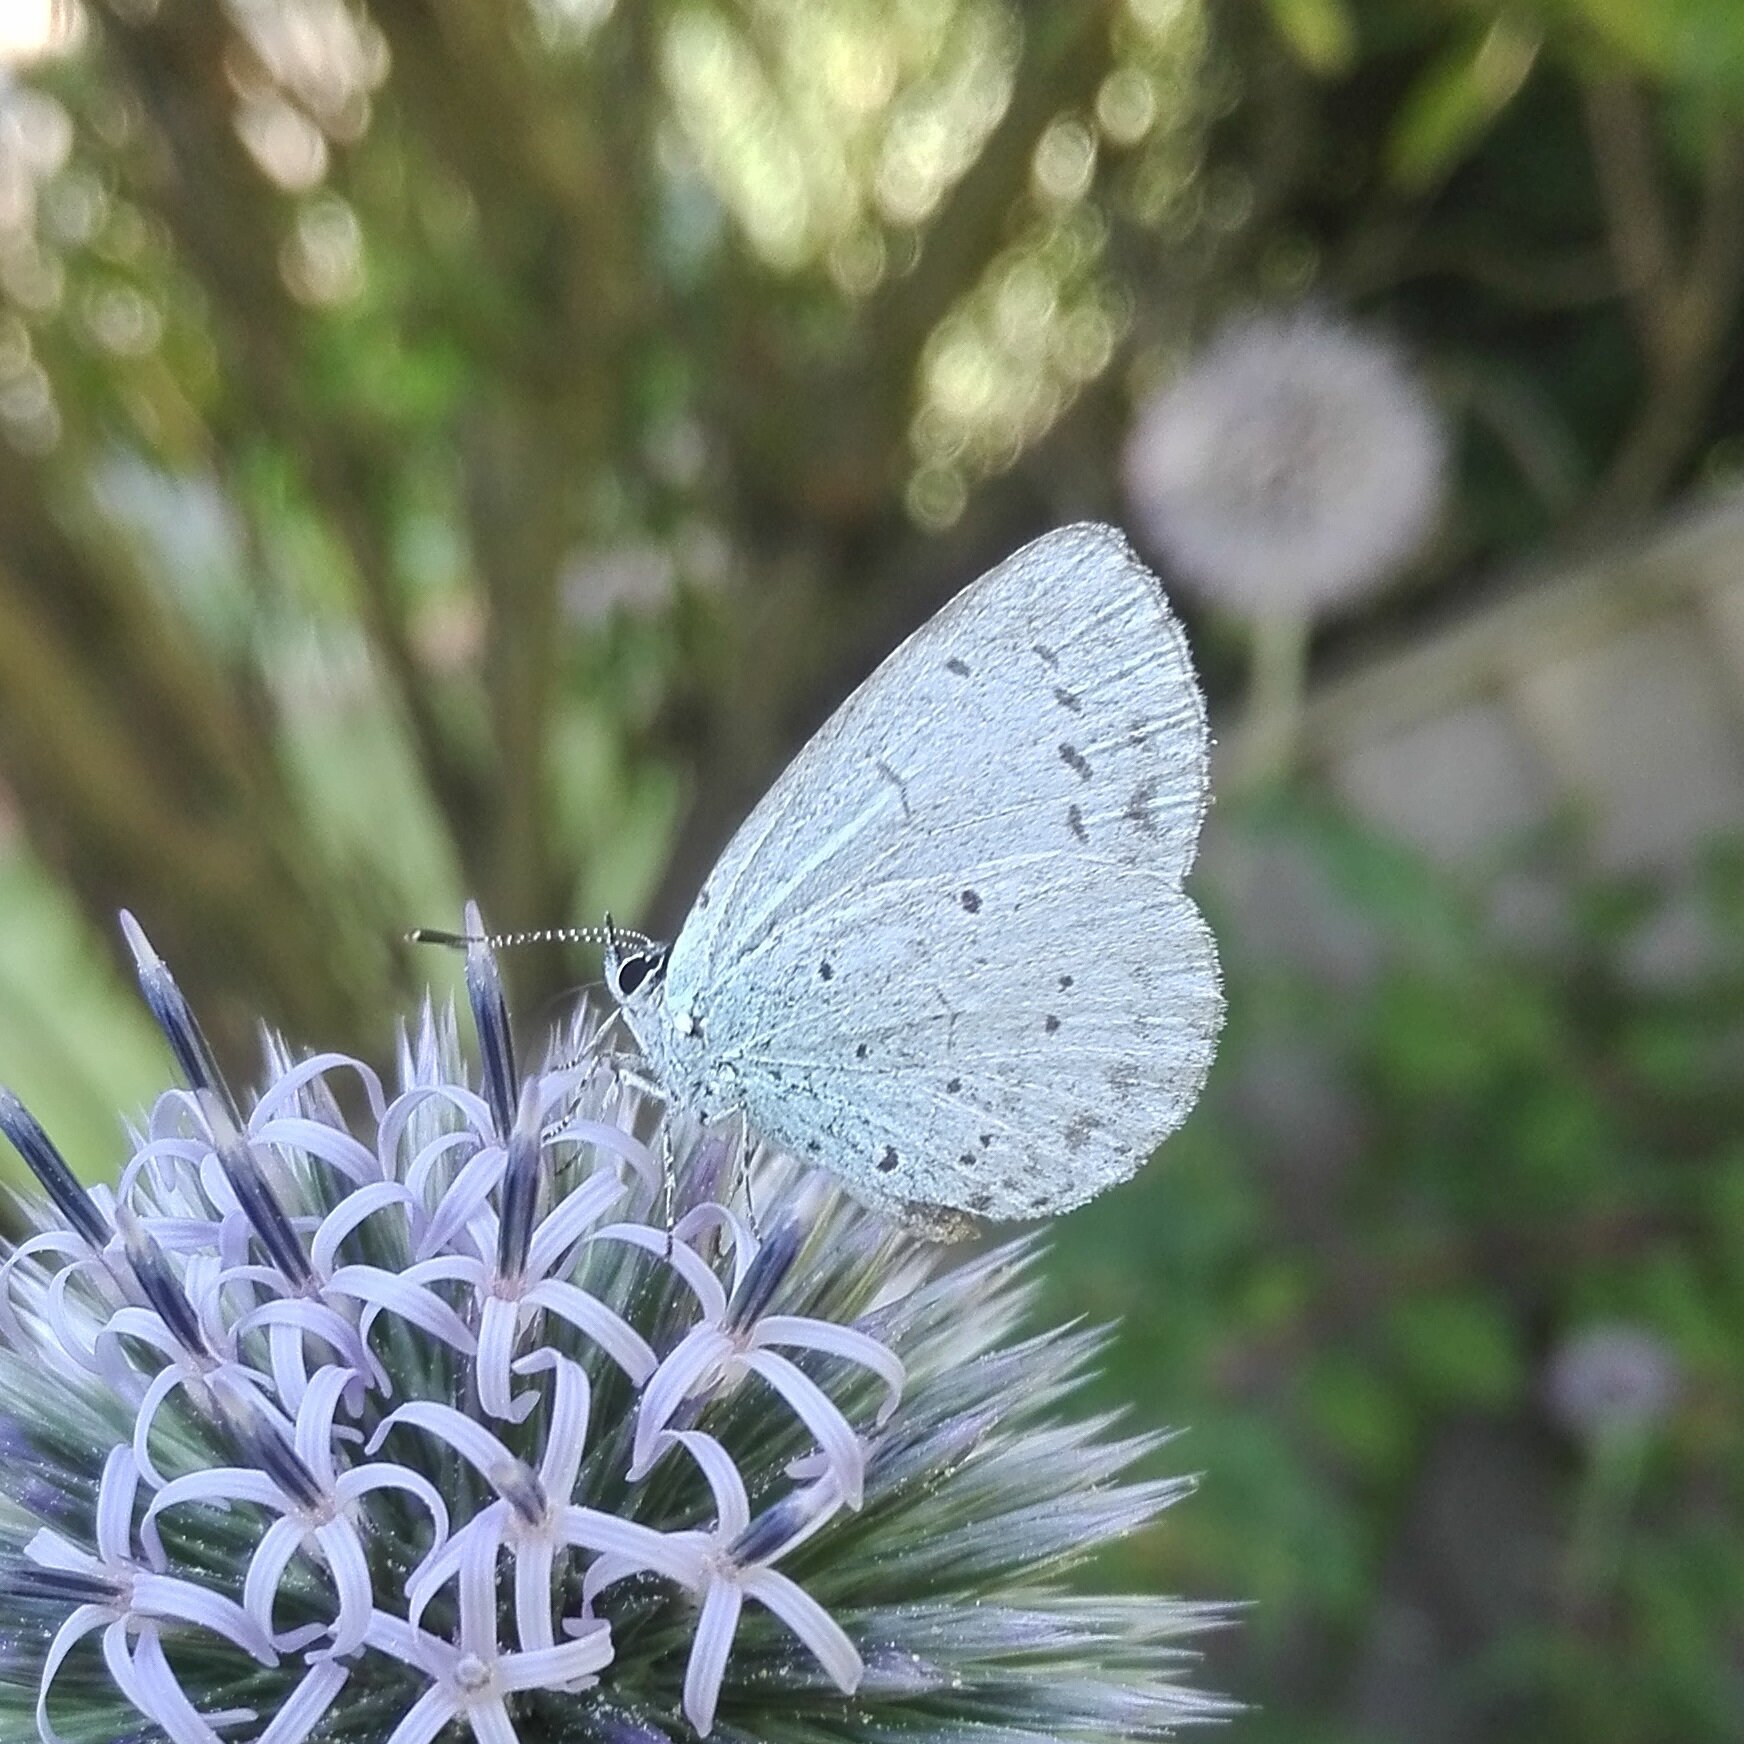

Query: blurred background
[0,0,1741,1738]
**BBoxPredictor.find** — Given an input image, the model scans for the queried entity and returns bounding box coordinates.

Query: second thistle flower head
[1122,309,1447,620]
[0,914,1225,1743]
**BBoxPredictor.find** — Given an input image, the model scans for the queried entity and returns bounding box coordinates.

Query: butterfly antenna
[407,922,657,953]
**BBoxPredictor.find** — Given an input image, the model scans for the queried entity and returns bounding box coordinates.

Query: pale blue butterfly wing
[639,523,1223,1222]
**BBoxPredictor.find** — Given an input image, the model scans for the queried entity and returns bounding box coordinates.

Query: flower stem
[1234,609,1311,789]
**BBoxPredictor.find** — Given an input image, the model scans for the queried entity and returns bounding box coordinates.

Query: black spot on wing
[1066,804,1088,843]
[1125,779,1161,836]
[945,657,971,677]
[959,889,981,913]
[1059,744,1092,781]
[1063,1114,1103,1153]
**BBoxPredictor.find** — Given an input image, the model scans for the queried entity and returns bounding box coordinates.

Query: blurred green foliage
[1052,799,1744,1741]
[1,0,1743,1066]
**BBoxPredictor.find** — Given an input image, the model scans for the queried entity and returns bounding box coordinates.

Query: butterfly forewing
[661,522,1222,1220]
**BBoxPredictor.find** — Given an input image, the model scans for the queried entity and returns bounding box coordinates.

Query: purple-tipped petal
[334,1462,450,1548]
[754,1315,905,1421]
[588,1221,728,1321]
[499,1620,615,1693]
[495,1086,545,1281]
[94,1445,140,1568]
[243,1516,306,1647]
[310,1181,415,1277]
[631,1327,735,1476]
[325,1263,478,1356]
[118,912,238,1124]
[463,901,518,1139]
[513,1535,558,1653]
[0,1089,111,1252]
[36,1601,111,1744]
[382,1683,457,1744]
[739,1565,863,1693]
[741,1349,867,1510]
[662,1431,751,1539]
[524,1278,657,1386]
[367,1399,522,1498]
[255,1658,349,1744]
[682,1577,742,1737]
[515,1349,591,1498]
[476,1294,532,1422]
[311,1519,374,1656]
[525,1170,624,1281]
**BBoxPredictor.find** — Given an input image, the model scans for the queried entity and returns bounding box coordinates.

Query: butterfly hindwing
[658,523,1222,1220]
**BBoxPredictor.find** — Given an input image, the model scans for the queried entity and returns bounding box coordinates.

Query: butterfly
[599,523,1222,1229]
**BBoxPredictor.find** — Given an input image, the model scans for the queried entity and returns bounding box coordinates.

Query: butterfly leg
[653,1124,679,1259]
[726,1109,762,1240]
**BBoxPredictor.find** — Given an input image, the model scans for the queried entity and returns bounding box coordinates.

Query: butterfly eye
[613,950,664,999]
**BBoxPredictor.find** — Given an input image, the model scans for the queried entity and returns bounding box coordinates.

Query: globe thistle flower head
[1545,1323,1682,1446]
[1122,310,1447,619]
[0,913,1226,1743]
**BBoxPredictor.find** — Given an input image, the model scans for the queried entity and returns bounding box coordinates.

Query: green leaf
[1307,1352,1413,1477]
[1387,15,1542,191]
[1390,1290,1526,1408]
[1261,0,1357,75]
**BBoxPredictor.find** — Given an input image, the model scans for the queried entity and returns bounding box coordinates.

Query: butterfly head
[601,915,670,1012]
